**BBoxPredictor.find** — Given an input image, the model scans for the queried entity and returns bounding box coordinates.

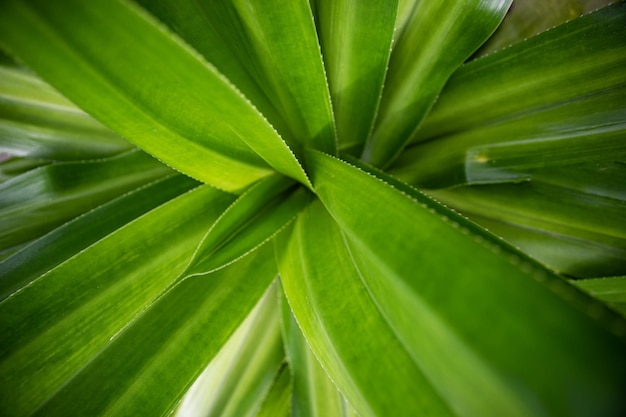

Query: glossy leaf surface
[280,291,353,417]
[305,150,626,417]
[362,0,512,167]
[0,0,312,190]
[415,2,626,143]
[0,173,198,300]
[174,282,284,417]
[31,246,277,417]
[0,149,171,251]
[0,65,131,160]
[314,0,396,151]
[0,184,234,416]
[277,200,454,417]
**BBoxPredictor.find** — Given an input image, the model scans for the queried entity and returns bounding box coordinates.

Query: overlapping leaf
[0,0,311,191]
[313,0,396,152]
[0,149,171,252]
[0,173,198,300]
[0,65,131,160]
[0,184,234,416]
[362,0,512,167]
[302,150,626,417]
[391,2,626,187]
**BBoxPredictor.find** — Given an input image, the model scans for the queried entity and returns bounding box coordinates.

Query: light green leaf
[280,289,353,417]
[0,173,198,300]
[0,65,131,160]
[137,0,335,156]
[184,175,312,277]
[305,150,626,417]
[0,149,172,251]
[175,282,284,417]
[31,246,277,417]
[255,363,291,417]
[392,73,626,187]
[134,0,293,151]
[313,0,396,151]
[575,276,626,316]
[362,0,512,167]
[0,184,235,417]
[0,0,312,191]
[277,200,454,417]
[427,177,626,278]
[415,2,626,143]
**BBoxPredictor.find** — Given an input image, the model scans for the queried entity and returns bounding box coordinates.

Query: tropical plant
[0,0,625,416]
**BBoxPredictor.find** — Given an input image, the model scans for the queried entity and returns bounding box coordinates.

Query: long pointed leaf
[0,0,311,190]
[32,246,277,417]
[0,65,131,160]
[0,149,171,251]
[0,184,234,417]
[184,175,311,276]
[362,0,511,167]
[306,150,626,417]
[415,2,626,142]
[280,290,351,417]
[174,282,284,417]
[0,173,198,300]
[313,0,396,151]
[277,200,455,417]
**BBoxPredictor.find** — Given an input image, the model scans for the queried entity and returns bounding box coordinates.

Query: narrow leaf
[137,0,335,156]
[415,2,626,142]
[32,246,277,417]
[277,200,455,417]
[0,184,235,417]
[0,65,131,160]
[0,174,198,300]
[184,175,312,276]
[280,290,351,417]
[313,0,396,151]
[174,282,284,417]
[392,73,626,187]
[362,0,512,167]
[427,179,626,278]
[306,150,626,417]
[0,149,171,251]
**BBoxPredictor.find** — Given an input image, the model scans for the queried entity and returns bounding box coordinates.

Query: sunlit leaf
[362,0,511,167]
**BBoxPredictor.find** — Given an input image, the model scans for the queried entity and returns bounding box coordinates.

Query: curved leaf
[0,149,171,251]
[415,2,626,142]
[0,0,311,191]
[31,246,277,417]
[0,173,198,300]
[0,184,234,417]
[428,177,626,278]
[280,290,356,417]
[313,0,396,151]
[277,200,455,417]
[306,150,626,417]
[175,282,284,417]
[362,0,511,167]
[184,175,312,277]
[0,65,131,160]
